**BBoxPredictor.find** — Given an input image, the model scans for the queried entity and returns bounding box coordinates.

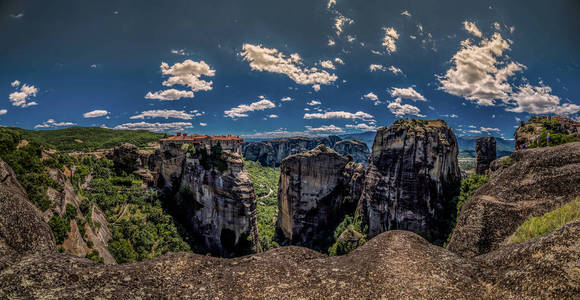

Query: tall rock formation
[242,136,341,167]
[276,145,364,249]
[332,140,370,165]
[360,119,460,243]
[475,137,496,175]
[448,142,580,257]
[171,149,259,256]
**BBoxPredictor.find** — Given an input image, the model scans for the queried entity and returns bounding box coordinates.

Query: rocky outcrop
[332,140,370,165]
[0,158,55,256]
[475,137,496,175]
[108,143,141,172]
[242,136,341,167]
[276,145,364,249]
[515,115,580,148]
[360,120,460,243]
[173,150,259,256]
[154,142,186,190]
[447,142,580,257]
[1,222,578,299]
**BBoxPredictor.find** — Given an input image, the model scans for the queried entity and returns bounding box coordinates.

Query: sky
[1,0,579,140]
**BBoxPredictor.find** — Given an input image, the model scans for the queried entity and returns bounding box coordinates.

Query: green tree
[108,238,138,263]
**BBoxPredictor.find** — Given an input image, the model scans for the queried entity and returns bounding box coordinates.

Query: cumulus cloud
[199,122,207,126]
[363,92,378,101]
[171,49,187,56]
[334,58,344,65]
[463,21,482,37]
[438,33,524,106]
[145,89,194,101]
[327,0,336,9]
[507,84,580,115]
[305,124,344,133]
[83,110,109,118]
[240,44,338,91]
[303,110,374,120]
[34,119,76,129]
[10,13,24,19]
[224,96,276,118]
[401,10,412,17]
[146,59,215,100]
[328,39,336,46]
[390,87,426,101]
[387,98,425,117]
[369,64,387,72]
[319,60,336,69]
[0,109,7,115]
[9,82,38,107]
[114,122,193,132]
[388,66,403,75]
[382,27,399,54]
[334,14,354,36]
[307,100,321,106]
[268,114,279,118]
[130,109,202,120]
[346,123,378,131]
[493,22,501,31]
[280,96,293,102]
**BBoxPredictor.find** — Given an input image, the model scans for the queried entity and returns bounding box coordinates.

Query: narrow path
[259,188,274,200]
[114,204,129,224]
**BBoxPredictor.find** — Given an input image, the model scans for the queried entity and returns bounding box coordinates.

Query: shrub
[510,198,580,244]
[49,215,71,244]
[108,238,138,263]
[65,203,78,220]
[455,174,489,217]
[85,249,104,263]
[328,215,367,256]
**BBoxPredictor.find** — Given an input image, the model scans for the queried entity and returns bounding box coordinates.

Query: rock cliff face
[475,137,496,175]
[170,150,259,256]
[514,116,580,148]
[360,120,460,242]
[0,158,55,256]
[332,140,370,165]
[447,142,580,257]
[276,145,364,248]
[242,136,341,167]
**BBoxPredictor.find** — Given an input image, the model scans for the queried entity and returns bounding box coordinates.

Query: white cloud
[334,58,344,65]
[493,22,501,31]
[83,110,109,118]
[401,10,412,17]
[363,92,379,102]
[319,60,336,69]
[387,98,425,117]
[328,39,336,46]
[327,0,336,9]
[438,33,524,106]
[145,89,194,101]
[507,84,580,115]
[9,83,38,107]
[388,66,403,75]
[171,49,187,56]
[146,59,215,100]
[369,64,387,72]
[10,80,20,87]
[382,27,399,54]
[130,109,202,120]
[304,110,374,120]
[346,35,356,43]
[334,14,354,36]
[10,13,24,19]
[268,114,279,118]
[305,124,344,133]
[240,44,338,91]
[280,97,293,102]
[224,97,276,118]
[390,87,426,101]
[34,119,76,129]
[307,100,321,106]
[480,127,501,133]
[90,64,98,69]
[463,21,482,38]
[0,109,7,115]
[199,122,207,126]
[346,123,378,131]
[114,122,193,132]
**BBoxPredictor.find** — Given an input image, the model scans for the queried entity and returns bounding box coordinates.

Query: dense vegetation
[243,160,280,251]
[525,117,580,148]
[328,215,367,256]
[7,126,165,152]
[510,197,580,244]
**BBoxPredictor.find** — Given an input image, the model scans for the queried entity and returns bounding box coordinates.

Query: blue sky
[1,0,579,139]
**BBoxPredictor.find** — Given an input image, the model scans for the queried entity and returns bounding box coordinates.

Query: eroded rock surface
[448,142,580,257]
[276,145,363,248]
[360,120,461,242]
[475,137,496,175]
[332,139,370,165]
[242,136,341,167]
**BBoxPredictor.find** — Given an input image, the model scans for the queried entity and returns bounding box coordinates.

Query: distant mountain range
[338,131,514,158]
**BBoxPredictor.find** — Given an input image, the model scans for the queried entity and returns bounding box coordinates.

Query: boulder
[242,136,342,167]
[332,139,370,165]
[360,119,461,243]
[447,142,580,257]
[276,145,364,249]
[475,137,496,175]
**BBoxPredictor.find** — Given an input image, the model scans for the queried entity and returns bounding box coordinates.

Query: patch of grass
[510,198,580,244]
